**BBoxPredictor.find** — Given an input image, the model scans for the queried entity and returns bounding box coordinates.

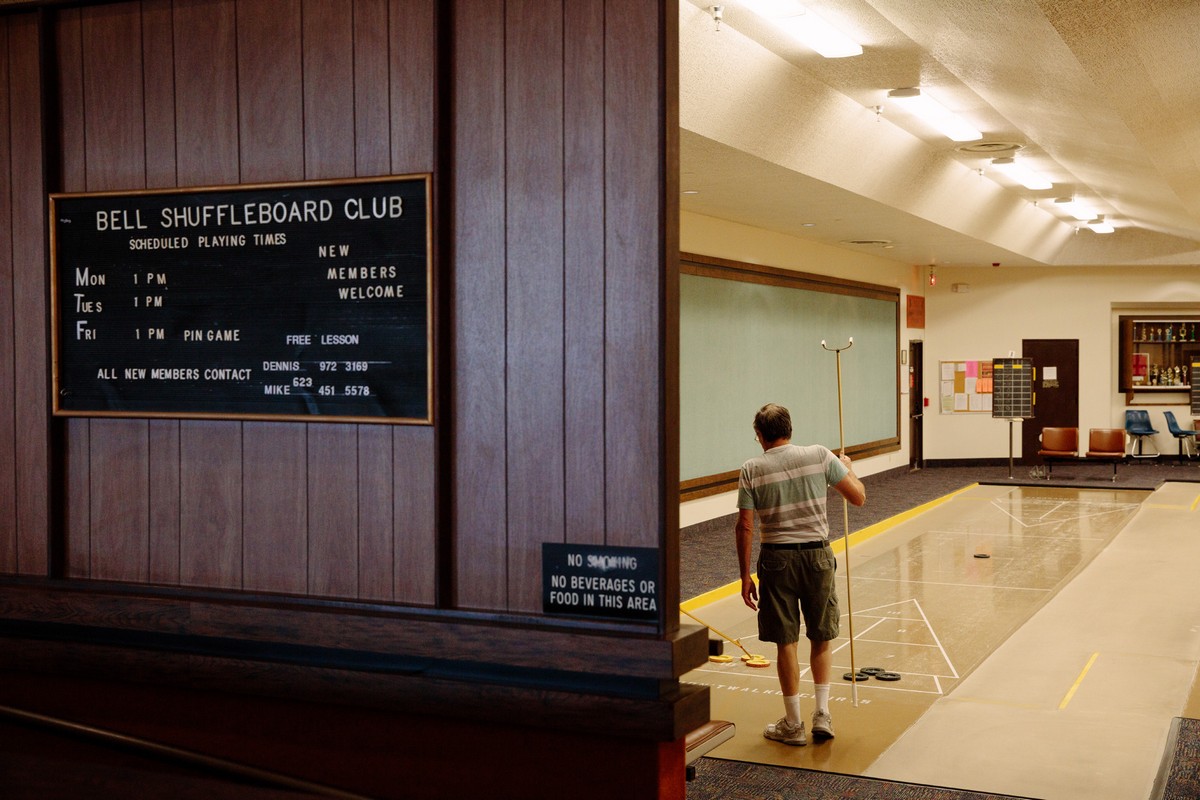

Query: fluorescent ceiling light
[1053,196,1095,221]
[990,157,1052,191]
[741,0,863,58]
[1087,215,1115,234]
[886,88,981,142]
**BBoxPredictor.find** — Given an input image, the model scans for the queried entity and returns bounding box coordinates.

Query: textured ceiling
[679,0,1200,267]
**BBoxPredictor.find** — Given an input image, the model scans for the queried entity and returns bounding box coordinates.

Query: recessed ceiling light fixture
[741,0,863,58]
[1086,215,1115,234]
[1053,196,1095,221]
[990,157,1052,191]
[886,87,981,142]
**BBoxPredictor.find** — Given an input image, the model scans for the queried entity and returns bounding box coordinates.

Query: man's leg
[776,640,801,695]
[809,638,835,740]
[764,640,807,745]
[809,638,831,684]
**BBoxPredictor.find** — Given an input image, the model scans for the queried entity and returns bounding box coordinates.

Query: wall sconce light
[742,0,863,58]
[990,157,1052,191]
[928,265,937,286]
[887,87,981,142]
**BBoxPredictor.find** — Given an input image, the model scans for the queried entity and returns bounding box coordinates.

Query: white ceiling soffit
[679,0,1200,267]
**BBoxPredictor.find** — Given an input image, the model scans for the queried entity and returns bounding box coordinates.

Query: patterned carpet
[1155,718,1200,800]
[686,759,1035,800]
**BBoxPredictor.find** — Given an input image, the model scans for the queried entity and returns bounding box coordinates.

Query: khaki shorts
[756,545,840,644]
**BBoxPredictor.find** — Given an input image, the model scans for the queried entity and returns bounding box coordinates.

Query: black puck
[874,671,902,681]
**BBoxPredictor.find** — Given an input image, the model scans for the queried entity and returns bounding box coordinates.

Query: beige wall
[925,263,1200,460]
[680,210,1200,527]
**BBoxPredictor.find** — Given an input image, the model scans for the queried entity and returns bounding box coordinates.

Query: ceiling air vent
[841,239,892,247]
[957,141,1023,155]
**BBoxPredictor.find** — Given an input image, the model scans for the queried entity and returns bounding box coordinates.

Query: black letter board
[50,176,431,424]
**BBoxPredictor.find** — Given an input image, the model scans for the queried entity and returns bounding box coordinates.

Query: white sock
[783,694,802,727]
[814,684,830,715]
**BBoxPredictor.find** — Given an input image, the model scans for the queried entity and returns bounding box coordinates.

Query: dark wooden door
[1021,339,1079,464]
[909,340,924,469]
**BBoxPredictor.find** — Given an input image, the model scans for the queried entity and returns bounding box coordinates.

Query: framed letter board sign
[50,176,432,424]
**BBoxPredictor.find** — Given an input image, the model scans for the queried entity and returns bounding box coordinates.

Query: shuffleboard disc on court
[974,553,991,559]
[843,671,868,682]
[874,671,902,681]
[708,654,734,664]
[745,656,771,668]
[859,666,884,675]
[740,654,766,662]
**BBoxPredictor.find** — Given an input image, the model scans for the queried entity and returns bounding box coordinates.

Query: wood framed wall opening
[679,253,901,502]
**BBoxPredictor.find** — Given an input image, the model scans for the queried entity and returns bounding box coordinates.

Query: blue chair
[1163,411,1197,463]
[1125,409,1159,458]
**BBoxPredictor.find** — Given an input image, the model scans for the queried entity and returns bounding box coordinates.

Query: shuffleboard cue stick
[822,337,858,706]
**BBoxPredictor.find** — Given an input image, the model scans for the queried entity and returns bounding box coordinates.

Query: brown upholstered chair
[1037,427,1078,479]
[1085,427,1127,481]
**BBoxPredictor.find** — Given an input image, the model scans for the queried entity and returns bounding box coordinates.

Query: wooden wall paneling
[356,424,393,602]
[173,0,239,187]
[242,423,307,594]
[142,8,180,585]
[54,9,85,190]
[79,3,153,584]
[602,1,667,551]
[147,420,180,583]
[236,0,302,185]
[562,1,607,546]
[54,10,90,578]
[0,19,14,573]
[173,0,241,591]
[504,0,565,613]
[81,3,145,189]
[352,0,390,177]
[64,424,90,577]
[388,0,435,173]
[302,0,354,180]
[178,421,242,589]
[88,420,150,582]
[141,0,177,188]
[307,424,358,598]
[10,13,48,576]
[302,4,362,600]
[391,425,435,604]
[451,0,508,611]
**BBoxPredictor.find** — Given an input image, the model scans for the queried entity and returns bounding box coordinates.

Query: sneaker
[811,710,835,741]
[763,717,807,746]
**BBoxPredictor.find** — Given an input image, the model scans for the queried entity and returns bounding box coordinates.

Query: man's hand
[741,575,759,611]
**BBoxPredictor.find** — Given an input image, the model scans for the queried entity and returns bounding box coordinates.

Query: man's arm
[735,508,758,610]
[834,454,867,506]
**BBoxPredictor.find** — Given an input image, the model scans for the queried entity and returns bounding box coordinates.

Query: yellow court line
[1059,652,1100,710]
[681,482,980,612]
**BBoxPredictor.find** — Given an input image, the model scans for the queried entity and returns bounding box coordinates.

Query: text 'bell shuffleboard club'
[50,176,431,424]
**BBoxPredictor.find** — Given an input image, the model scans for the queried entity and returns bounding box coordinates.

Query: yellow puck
[740,654,766,662]
[708,654,734,663]
[745,657,771,668]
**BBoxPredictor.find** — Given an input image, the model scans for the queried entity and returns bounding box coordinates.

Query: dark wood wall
[0,5,696,798]
[1,0,677,617]
[0,12,50,580]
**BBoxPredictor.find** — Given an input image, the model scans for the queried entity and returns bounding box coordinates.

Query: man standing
[736,403,866,745]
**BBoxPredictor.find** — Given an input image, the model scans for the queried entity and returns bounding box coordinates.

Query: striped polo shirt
[736,443,849,544]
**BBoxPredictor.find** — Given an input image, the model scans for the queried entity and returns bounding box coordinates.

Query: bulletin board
[938,360,993,414]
